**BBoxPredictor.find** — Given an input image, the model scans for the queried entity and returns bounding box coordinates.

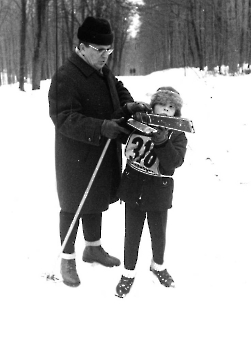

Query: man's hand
[133,112,151,124]
[126,102,152,115]
[101,119,130,139]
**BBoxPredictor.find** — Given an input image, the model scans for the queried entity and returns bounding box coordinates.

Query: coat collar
[68,51,110,78]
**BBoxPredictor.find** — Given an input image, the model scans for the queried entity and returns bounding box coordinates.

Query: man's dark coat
[49,52,133,214]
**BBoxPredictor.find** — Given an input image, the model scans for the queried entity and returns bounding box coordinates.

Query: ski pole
[46,138,111,281]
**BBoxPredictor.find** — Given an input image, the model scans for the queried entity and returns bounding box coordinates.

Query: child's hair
[150,86,183,117]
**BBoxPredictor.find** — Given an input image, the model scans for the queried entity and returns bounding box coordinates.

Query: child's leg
[147,210,174,287]
[115,204,146,298]
[147,210,168,265]
[124,203,146,270]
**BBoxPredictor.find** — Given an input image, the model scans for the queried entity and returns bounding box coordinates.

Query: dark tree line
[133,0,251,75]
[0,0,136,90]
[0,0,251,90]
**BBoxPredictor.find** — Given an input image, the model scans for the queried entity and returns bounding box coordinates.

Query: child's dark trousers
[124,203,168,270]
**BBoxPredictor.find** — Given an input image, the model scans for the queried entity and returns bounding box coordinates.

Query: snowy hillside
[0,68,250,350]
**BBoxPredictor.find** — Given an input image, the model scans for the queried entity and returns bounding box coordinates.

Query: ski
[127,119,158,135]
[131,112,195,133]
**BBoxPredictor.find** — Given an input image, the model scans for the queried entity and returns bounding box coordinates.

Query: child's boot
[115,269,135,298]
[150,260,174,288]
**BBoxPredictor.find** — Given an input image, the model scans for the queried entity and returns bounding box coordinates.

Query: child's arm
[153,131,187,174]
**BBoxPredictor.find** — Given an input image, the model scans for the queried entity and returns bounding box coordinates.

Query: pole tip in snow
[43,273,60,282]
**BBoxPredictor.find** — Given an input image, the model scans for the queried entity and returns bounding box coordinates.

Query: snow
[1,68,250,350]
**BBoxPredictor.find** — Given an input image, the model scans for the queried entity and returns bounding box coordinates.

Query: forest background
[0,0,251,91]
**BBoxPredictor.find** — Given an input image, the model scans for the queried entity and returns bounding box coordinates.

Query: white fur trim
[61,252,76,260]
[123,268,136,278]
[85,240,101,247]
[151,260,165,271]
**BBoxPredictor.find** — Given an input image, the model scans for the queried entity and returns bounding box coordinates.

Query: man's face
[80,43,113,70]
[154,102,176,117]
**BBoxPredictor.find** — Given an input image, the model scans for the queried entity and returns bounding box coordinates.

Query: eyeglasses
[88,44,114,55]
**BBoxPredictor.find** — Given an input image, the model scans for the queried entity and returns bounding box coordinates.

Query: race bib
[125,133,163,176]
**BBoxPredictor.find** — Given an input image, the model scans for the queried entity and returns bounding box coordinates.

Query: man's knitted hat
[77,17,113,45]
[150,86,183,112]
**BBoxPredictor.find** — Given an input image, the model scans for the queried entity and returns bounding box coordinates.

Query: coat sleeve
[110,77,134,120]
[154,131,187,174]
[115,78,134,106]
[48,71,103,146]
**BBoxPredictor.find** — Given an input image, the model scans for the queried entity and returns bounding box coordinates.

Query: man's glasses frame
[88,44,114,55]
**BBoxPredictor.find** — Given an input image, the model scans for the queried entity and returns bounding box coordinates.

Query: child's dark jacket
[117,130,187,211]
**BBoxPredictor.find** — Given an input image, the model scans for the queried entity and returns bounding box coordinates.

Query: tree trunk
[19,0,27,91]
[189,1,204,70]
[32,0,49,90]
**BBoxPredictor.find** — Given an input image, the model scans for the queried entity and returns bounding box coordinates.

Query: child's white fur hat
[150,86,183,111]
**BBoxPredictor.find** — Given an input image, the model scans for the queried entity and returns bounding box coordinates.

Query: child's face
[153,102,176,117]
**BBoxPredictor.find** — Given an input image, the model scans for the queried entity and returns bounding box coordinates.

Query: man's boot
[60,258,81,287]
[82,246,120,267]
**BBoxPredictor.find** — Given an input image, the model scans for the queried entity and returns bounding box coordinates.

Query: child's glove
[126,102,152,115]
[151,127,170,145]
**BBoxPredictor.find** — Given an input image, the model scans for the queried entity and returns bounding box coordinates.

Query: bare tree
[31,0,50,90]
[135,0,251,74]
[19,0,27,91]
[2,0,251,88]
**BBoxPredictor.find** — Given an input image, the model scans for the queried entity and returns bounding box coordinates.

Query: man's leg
[82,213,120,267]
[59,210,81,287]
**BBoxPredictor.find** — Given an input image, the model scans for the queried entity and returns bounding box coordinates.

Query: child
[115,86,187,298]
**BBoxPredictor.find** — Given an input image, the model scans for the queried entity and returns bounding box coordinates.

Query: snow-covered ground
[1,68,250,350]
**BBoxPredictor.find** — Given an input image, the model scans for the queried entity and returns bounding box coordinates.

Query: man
[48,16,150,287]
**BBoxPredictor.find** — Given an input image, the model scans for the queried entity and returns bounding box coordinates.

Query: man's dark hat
[77,16,113,45]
